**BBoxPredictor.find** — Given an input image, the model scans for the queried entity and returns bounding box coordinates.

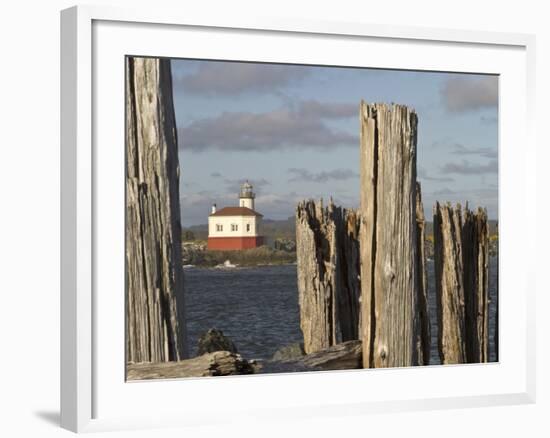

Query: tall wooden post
[296,199,339,354]
[126,57,186,363]
[296,200,361,354]
[416,183,431,365]
[433,202,467,364]
[337,209,362,342]
[462,207,489,363]
[359,102,420,368]
[433,203,489,364]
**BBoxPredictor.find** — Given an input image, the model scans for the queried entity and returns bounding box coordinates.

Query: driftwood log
[296,200,361,354]
[433,202,489,364]
[296,340,362,370]
[359,102,422,368]
[126,57,186,363]
[127,351,255,380]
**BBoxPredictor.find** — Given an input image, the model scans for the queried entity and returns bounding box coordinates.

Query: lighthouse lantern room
[207,181,264,250]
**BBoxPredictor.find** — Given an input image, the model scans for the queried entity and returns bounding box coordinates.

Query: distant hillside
[424,220,498,237]
[183,217,498,243]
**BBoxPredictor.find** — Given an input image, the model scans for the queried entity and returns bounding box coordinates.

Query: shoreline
[183,261,298,270]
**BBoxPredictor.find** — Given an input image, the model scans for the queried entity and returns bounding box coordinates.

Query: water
[184,265,302,360]
[183,258,498,364]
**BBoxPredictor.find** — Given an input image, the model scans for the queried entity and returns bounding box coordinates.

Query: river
[183,257,498,365]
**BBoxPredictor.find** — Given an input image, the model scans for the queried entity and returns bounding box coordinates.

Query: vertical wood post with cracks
[359,102,420,368]
[126,57,186,364]
[296,200,361,354]
[416,183,431,365]
[433,203,489,364]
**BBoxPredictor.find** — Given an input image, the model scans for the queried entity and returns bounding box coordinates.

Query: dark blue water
[183,258,498,364]
[184,265,303,360]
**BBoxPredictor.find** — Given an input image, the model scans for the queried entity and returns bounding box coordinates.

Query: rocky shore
[182,240,297,267]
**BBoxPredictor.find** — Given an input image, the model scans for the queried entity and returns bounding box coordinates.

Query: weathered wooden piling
[295,200,361,354]
[416,183,431,365]
[359,102,421,368]
[495,249,499,361]
[126,57,186,363]
[296,199,338,354]
[337,209,362,341]
[462,207,489,363]
[433,202,467,364]
[433,202,489,364]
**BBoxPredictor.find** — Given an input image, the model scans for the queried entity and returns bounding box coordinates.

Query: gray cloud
[441,76,498,112]
[451,143,497,159]
[179,100,358,152]
[178,62,310,96]
[296,100,357,119]
[433,187,456,195]
[417,167,455,183]
[441,159,498,175]
[210,172,222,178]
[288,167,359,183]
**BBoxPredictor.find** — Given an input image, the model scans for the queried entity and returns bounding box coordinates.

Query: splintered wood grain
[126,57,186,363]
[462,207,489,363]
[127,351,254,380]
[416,182,431,365]
[296,199,339,354]
[337,209,361,341]
[433,202,467,364]
[433,203,489,364]
[296,200,361,353]
[359,102,420,368]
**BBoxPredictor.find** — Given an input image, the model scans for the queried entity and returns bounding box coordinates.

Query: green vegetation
[182,242,296,267]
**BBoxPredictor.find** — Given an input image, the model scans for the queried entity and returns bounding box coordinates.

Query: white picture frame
[60,5,536,433]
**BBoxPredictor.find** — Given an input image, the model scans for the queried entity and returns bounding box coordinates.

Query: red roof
[209,206,263,217]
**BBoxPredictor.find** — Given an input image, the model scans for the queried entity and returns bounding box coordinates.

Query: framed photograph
[61,5,536,433]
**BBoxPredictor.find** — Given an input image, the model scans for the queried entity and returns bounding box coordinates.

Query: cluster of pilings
[124,57,492,370]
[295,102,491,367]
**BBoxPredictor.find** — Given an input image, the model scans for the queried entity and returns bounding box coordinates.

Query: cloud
[178,100,358,152]
[177,62,310,96]
[433,187,456,195]
[210,172,222,178]
[296,100,357,119]
[287,167,359,183]
[441,159,498,175]
[441,76,498,112]
[417,167,455,183]
[451,143,497,159]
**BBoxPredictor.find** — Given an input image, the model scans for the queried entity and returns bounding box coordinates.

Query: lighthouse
[239,180,255,209]
[207,181,264,250]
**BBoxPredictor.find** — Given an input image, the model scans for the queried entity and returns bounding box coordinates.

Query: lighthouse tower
[239,180,255,209]
[207,181,264,250]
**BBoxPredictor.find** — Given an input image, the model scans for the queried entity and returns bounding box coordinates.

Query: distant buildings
[207,181,264,250]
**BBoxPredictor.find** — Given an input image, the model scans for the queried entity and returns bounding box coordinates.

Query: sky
[170,59,498,226]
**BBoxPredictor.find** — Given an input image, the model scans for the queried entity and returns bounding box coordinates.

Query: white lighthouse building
[207,181,264,250]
